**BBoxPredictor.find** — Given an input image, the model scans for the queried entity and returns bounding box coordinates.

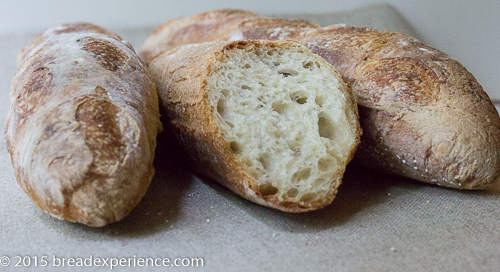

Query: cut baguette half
[149,40,361,211]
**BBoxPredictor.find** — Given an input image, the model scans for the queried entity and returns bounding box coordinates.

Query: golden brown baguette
[149,40,360,211]
[140,9,500,190]
[5,23,162,227]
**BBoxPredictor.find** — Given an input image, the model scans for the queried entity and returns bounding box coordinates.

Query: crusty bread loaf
[140,9,500,190]
[5,23,162,227]
[149,40,360,211]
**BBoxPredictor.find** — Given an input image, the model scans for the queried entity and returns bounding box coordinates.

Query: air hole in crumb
[292,168,311,183]
[315,61,321,68]
[221,89,230,96]
[318,115,334,139]
[287,188,299,198]
[241,85,251,90]
[259,153,271,170]
[258,82,265,86]
[296,97,307,104]
[299,168,311,180]
[267,51,274,56]
[273,61,280,66]
[255,105,264,110]
[318,156,334,171]
[278,70,298,77]
[244,63,251,68]
[290,92,307,104]
[272,101,286,114]
[301,193,316,202]
[315,96,325,107]
[259,183,278,196]
[302,61,314,70]
[230,141,241,153]
[217,99,226,117]
[313,178,325,186]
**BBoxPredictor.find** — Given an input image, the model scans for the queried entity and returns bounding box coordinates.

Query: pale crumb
[426,200,430,203]
[390,247,396,252]
[388,193,391,196]
[414,166,418,170]
[402,160,406,164]
[165,219,169,222]
[206,219,210,223]
[272,233,276,237]
[205,44,358,203]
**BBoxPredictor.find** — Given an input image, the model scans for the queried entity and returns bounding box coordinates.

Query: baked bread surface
[141,9,500,189]
[5,23,162,227]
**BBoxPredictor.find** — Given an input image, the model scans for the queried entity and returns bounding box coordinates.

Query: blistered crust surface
[6,25,161,227]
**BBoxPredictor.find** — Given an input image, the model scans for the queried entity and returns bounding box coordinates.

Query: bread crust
[140,9,500,189]
[149,40,360,212]
[5,23,162,227]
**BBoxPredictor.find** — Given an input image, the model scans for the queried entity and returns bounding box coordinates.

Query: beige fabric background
[1,5,499,272]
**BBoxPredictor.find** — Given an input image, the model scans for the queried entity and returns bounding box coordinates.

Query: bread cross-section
[150,40,360,211]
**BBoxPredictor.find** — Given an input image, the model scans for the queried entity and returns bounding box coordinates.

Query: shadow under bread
[193,164,420,233]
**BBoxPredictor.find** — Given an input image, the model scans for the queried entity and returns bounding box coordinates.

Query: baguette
[140,9,500,189]
[5,23,162,227]
[149,40,360,211]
